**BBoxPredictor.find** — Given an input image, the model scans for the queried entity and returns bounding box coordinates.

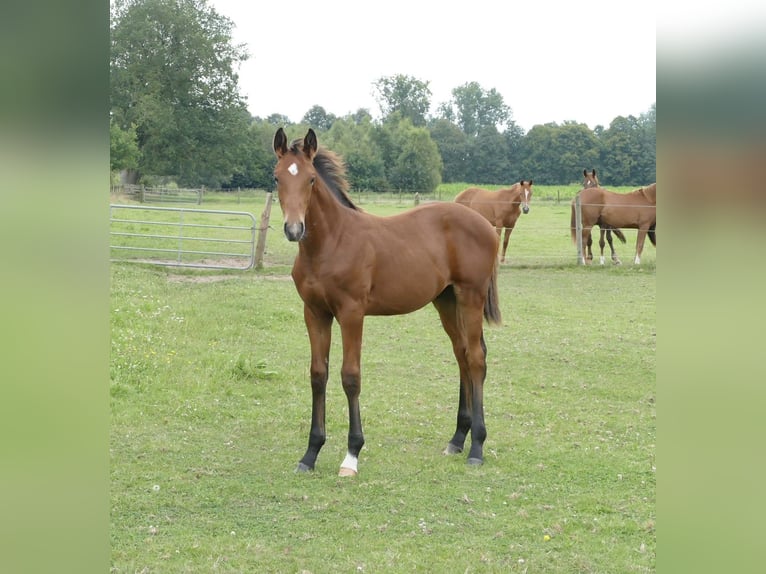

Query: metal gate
[110,204,257,270]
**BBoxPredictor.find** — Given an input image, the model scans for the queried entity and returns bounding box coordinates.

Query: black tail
[648,224,656,246]
[613,228,627,243]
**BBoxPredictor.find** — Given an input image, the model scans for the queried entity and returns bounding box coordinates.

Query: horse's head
[273,128,318,241]
[519,180,533,214]
[583,169,599,189]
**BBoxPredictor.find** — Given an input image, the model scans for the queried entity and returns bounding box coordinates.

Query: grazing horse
[273,128,502,476]
[454,180,534,263]
[582,169,627,264]
[571,178,657,265]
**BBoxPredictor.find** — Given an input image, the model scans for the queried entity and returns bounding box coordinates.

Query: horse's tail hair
[648,224,656,246]
[484,258,502,325]
[570,201,576,244]
[613,228,627,243]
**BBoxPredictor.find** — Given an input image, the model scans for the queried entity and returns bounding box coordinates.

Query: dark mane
[289,138,360,211]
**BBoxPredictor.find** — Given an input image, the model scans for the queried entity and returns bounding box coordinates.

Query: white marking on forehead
[287,162,298,176]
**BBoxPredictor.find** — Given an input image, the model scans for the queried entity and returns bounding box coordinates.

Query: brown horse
[273,128,502,476]
[582,169,627,264]
[571,176,657,265]
[454,180,534,263]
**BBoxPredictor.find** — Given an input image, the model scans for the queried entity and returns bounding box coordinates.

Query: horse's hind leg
[584,228,594,264]
[433,289,473,457]
[434,287,488,465]
[599,229,607,265]
[604,229,622,264]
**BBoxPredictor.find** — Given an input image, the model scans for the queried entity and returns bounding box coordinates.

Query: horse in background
[455,180,534,263]
[582,169,627,264]
[273,127,502,477]
[571,176,657,265]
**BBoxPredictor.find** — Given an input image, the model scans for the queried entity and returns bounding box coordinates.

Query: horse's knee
[340,370,361,396]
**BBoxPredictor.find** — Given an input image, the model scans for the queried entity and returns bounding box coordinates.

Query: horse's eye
[273,176,279,184]
[310,177,316,185]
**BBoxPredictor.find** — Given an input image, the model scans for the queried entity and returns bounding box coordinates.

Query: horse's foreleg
[338,314,365,477]
[296,309,332,473]
[634,229,648,264]
[500,227,512,263]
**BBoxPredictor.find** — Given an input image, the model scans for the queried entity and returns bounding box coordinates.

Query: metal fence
[120,184,203,204]
[110,204,257,270]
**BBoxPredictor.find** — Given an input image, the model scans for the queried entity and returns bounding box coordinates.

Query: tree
[378,117,442,192]
[443,82,511,137]
[225,120,278,190]
[325,118,386,191]
[428,118,471,183]
[373,75,432,126]
[301,105,337,131]
[598,116,644,185]
[109,118,141,174]
[110,0,250,187]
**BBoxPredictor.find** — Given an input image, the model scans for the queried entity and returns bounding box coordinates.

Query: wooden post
[575,194,584,265]
[254,192,274,269]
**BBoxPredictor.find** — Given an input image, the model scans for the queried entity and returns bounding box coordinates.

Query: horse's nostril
[284,221,305,242]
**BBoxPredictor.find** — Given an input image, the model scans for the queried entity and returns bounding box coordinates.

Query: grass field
[110,196,655,572]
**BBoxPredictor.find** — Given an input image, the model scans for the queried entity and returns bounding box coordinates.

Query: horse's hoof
[295,462,313,473]
[443,443,463,455]
[338,467,358,477]
[467,457,483,466]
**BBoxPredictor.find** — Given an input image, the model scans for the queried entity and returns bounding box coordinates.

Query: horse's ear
[303,128,318,159]
[591,169,597,177]
[274,127,288,157]
[529,179,533,185]
[583,169,588,177]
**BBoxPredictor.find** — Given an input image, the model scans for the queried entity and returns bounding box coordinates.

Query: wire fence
[108,187,656,271]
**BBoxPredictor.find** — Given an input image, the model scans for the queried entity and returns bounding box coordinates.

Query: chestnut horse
[454,180,534,263]
[273,128,502,476]
[582,169,627,264]
[571,176,657,265]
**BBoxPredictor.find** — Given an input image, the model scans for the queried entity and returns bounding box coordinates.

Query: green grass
[110,198,655,572]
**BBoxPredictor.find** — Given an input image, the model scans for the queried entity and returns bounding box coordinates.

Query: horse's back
[455,187,500,224]
[455,187,484,204]
[407,202,498,261]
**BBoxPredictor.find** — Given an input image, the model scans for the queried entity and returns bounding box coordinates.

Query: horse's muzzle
[522,206,530,214]
[284,221,305,242]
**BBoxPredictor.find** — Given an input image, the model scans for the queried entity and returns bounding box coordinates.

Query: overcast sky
[209,0,657,132]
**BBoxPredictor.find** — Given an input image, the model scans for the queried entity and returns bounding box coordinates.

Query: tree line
[110,0,655,193]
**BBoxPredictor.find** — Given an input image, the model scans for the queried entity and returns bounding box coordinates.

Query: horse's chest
[292,264,366,312]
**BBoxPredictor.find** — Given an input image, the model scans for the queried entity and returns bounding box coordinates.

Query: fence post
[254,192,274,269]
[575,194,584,265]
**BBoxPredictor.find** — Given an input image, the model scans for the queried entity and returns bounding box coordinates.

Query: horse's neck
[302,184,352,253]
[500,185,520,199]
